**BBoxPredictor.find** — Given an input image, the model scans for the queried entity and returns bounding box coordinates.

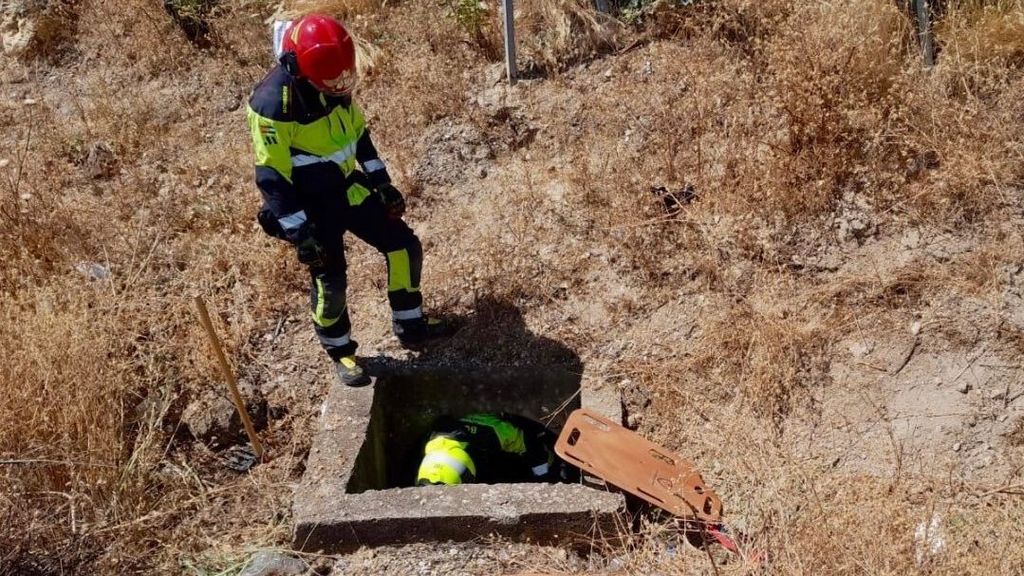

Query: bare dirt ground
[2,0,1024,574]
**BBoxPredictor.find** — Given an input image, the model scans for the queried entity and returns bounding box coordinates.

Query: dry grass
[2,0,1023,573]
[516,0,624,71]
[274,0,384,19]
[938,0,1024,67]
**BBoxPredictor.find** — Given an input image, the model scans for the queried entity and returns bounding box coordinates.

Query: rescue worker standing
[416,413,568,485]
[246,14,448,387]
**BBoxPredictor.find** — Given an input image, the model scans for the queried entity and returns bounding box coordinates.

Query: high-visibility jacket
[416,413,558,486]
[246,64,391,242]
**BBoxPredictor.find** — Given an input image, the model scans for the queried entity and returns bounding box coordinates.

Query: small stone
[0,159,9,168]
[953,442,962,452]
[23,98,37,106]
[74,262,110,281]
[999,414,1008,422]
[902,229,922,249]
[85,142,118,179]
[911,320,922,335]
[849,341,873,358]
[238,550,307,576]
[182,387,267,447]
[957,381,970,394]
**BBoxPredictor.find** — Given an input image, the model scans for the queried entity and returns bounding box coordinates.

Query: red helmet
[280,15,357,95]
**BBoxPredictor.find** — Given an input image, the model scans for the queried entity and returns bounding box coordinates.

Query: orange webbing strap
[555,409,723,524]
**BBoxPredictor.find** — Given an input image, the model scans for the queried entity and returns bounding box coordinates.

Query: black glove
[257,208,288,241]
[376,183,406,219]
[295,234,324,268]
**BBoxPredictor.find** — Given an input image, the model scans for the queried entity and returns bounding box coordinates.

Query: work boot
[393,316,452,348]
[335,355,370,387]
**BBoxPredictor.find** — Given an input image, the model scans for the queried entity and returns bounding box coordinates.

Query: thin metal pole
[914,0,935,66]
[501,0,517,85]
[194,296,264,459]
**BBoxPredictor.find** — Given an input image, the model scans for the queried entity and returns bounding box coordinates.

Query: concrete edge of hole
[293,482,625,553]
[293,374,627,553]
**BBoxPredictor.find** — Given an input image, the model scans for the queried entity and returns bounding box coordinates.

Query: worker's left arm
[507,415,559,480]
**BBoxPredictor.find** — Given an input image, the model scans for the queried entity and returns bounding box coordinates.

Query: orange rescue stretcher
[555,408,743,555]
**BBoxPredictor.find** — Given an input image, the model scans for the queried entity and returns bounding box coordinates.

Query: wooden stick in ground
[193,295,264,460]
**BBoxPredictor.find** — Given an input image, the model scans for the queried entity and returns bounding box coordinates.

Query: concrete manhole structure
[293,366,626,552]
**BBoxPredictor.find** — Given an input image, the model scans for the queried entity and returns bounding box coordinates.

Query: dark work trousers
[293,163,423,360]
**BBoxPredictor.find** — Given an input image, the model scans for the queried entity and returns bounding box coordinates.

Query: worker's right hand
[375,183,406,219]
[294,235,324,268]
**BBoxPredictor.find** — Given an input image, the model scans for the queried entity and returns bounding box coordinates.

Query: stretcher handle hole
[649,449,675,466]
[567,428,581,446]
[703,498,714,515]
[564,451,585,464]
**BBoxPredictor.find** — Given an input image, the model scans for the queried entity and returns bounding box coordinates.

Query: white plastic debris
[74,262,110,281]
[913,514,946,566]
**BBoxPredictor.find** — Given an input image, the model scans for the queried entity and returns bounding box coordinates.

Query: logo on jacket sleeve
[259,123,278,145]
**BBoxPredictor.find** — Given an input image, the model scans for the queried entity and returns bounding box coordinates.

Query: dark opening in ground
[346,368,581,492]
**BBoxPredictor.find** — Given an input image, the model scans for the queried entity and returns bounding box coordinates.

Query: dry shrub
[270,0,387,73]
[273,0,383,19]
[631,0,1022,228]
[355,2,476,145]
[643,0,794,49]
[762,0,915,216]
[939,0,1024,67]
[1,0,80,61]
[0,281,158,572]
[1009,416,1024,447]
[0,1,296,569]
[430,0,625,69]
[0,103,94,292]
[516,0,624,71]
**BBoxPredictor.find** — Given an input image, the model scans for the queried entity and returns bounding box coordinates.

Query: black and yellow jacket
[246,65,391,242]
[417,413,560,485]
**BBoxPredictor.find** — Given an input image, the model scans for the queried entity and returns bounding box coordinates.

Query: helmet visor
[319,68,359,95]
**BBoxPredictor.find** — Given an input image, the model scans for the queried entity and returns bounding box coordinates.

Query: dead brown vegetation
[1,0,1023,573]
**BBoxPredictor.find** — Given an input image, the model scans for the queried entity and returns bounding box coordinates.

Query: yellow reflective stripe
[386,249,414,292]
[292,141,358,167]
[282,102,365,174]
[417,460,462,485]
[312,278,340,328]
[423,436,476,476]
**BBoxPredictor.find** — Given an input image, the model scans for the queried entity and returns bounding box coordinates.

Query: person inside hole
[415,413,575,485]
